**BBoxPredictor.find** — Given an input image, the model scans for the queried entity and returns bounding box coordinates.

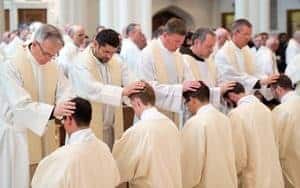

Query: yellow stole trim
[13,46,59,164]
[183,54,217,86]
[83,47,124,141]
[150,39,183,125]
[223,40,254,75]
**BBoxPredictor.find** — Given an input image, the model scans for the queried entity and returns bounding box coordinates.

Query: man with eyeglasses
[181,81,237,188]
[214,19,279,96]
[32,97,120,188]
[0,24,75,188]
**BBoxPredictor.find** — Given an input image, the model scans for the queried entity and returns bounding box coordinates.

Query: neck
[191,46,204,59]
[160,36,172,51]
[279,89,292,100]
[195,101,208,113]
[232,38,244,49]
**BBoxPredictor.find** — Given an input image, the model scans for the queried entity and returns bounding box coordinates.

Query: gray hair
[33,24,64,46]
[126,23,139,36]
[192,28,215,44]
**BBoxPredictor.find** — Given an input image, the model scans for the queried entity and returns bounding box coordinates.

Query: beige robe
[70,46,127,148]
[285,53,300,95]
[112,107,182,188]
[228,95,284,188]
[0,46,72,188]
[272,91,300,187]
[181,104,237,188]
[139,38,194,126]
[31,128,120,188]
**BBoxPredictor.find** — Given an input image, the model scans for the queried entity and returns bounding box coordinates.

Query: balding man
[120,23,147,78]
[58,24,86,77]
[214,27,230,50]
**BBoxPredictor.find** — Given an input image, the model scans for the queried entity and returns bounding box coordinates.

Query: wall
[152,0,214,30]
[277,0,300,33]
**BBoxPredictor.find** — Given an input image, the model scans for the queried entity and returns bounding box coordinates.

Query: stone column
[259,0,270,32]
[235,0,248,19]
[138,0,152,39]
[57,0,70,27]
[0,0,5,34]
[99,0,114,29]
[248,0,259,34]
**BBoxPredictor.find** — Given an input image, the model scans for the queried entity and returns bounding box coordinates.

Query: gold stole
[83,47,124,141]
[150,39,183,126]
[183,54,217,86]
[223,40,254,75]
[13,46,59,165]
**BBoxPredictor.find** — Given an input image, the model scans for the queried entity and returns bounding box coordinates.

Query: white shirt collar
[65,128,94,145]
[140,107,166,121]
[196,104,214,115]
[237,95,259,106]
[158,38,173,54]
[280,91,296,103]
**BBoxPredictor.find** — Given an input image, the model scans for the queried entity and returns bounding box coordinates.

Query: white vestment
[70,46,130,148]
[214,41,261,93]
[228,95,284,188]
[183,54,222,108]
[57,41,81,77]
[112,107,182,188]
[0,47,73,188]
[286,39,300,65]
[120,38,142,79]
[181,104,237,188]
[272,91,300,187]
[138,38,193,125]
[285,54,300,95]
[32,128,120,188]
[4,36,24,58]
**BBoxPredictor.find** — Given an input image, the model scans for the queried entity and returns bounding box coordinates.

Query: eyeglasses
[36,42,58,60]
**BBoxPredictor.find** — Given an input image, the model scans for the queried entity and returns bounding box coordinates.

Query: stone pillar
[118,0,131,34]
[99,0,114,29]
[235,0,248,19]
[248,0,259,34]
[139,0,152,39]
[57,0,70,27]
[259,0,270,32]
[0,0,5,34]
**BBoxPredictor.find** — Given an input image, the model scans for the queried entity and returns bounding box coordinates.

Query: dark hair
[232,19,252,33]
[129,81,155,106]
[192,28,215,44]
[223,82,245,98]
[70,97,92,128]
[183,81,210,103]
[95,29,120,48]
[164,18,187,36]
[270,74,293,90]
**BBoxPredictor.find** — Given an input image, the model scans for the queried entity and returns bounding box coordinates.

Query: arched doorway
[152,6,195,33]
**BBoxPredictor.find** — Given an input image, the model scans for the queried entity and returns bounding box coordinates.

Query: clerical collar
[182,47,205,62]
[196,103,213,115]
[237,95,259,106]
[280,91,296,103]
[66,128,94,145]
[140,107,166,121]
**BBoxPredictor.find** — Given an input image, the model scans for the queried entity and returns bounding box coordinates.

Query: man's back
[181,105,237,188]
[273,93,300,187]
[113,108,182,188]
[32,135,120,188]
[229,99,283,188]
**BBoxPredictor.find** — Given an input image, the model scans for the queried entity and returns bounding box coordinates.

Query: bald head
[215,27,230,48]
[69,25,85,47]
[266,35,279,52]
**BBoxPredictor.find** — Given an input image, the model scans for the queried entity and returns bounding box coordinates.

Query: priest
[271,75,300,187]
[0,24,75,188]
[224,83,284,188]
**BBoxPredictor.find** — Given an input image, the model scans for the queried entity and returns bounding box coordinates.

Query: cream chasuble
[272,91,300,188]
[228,95,284,188]
[32,128,120,188]
[70,46,124,148]
[113,107,182,188]
[0,46,72,188]
[181,104,237,188]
